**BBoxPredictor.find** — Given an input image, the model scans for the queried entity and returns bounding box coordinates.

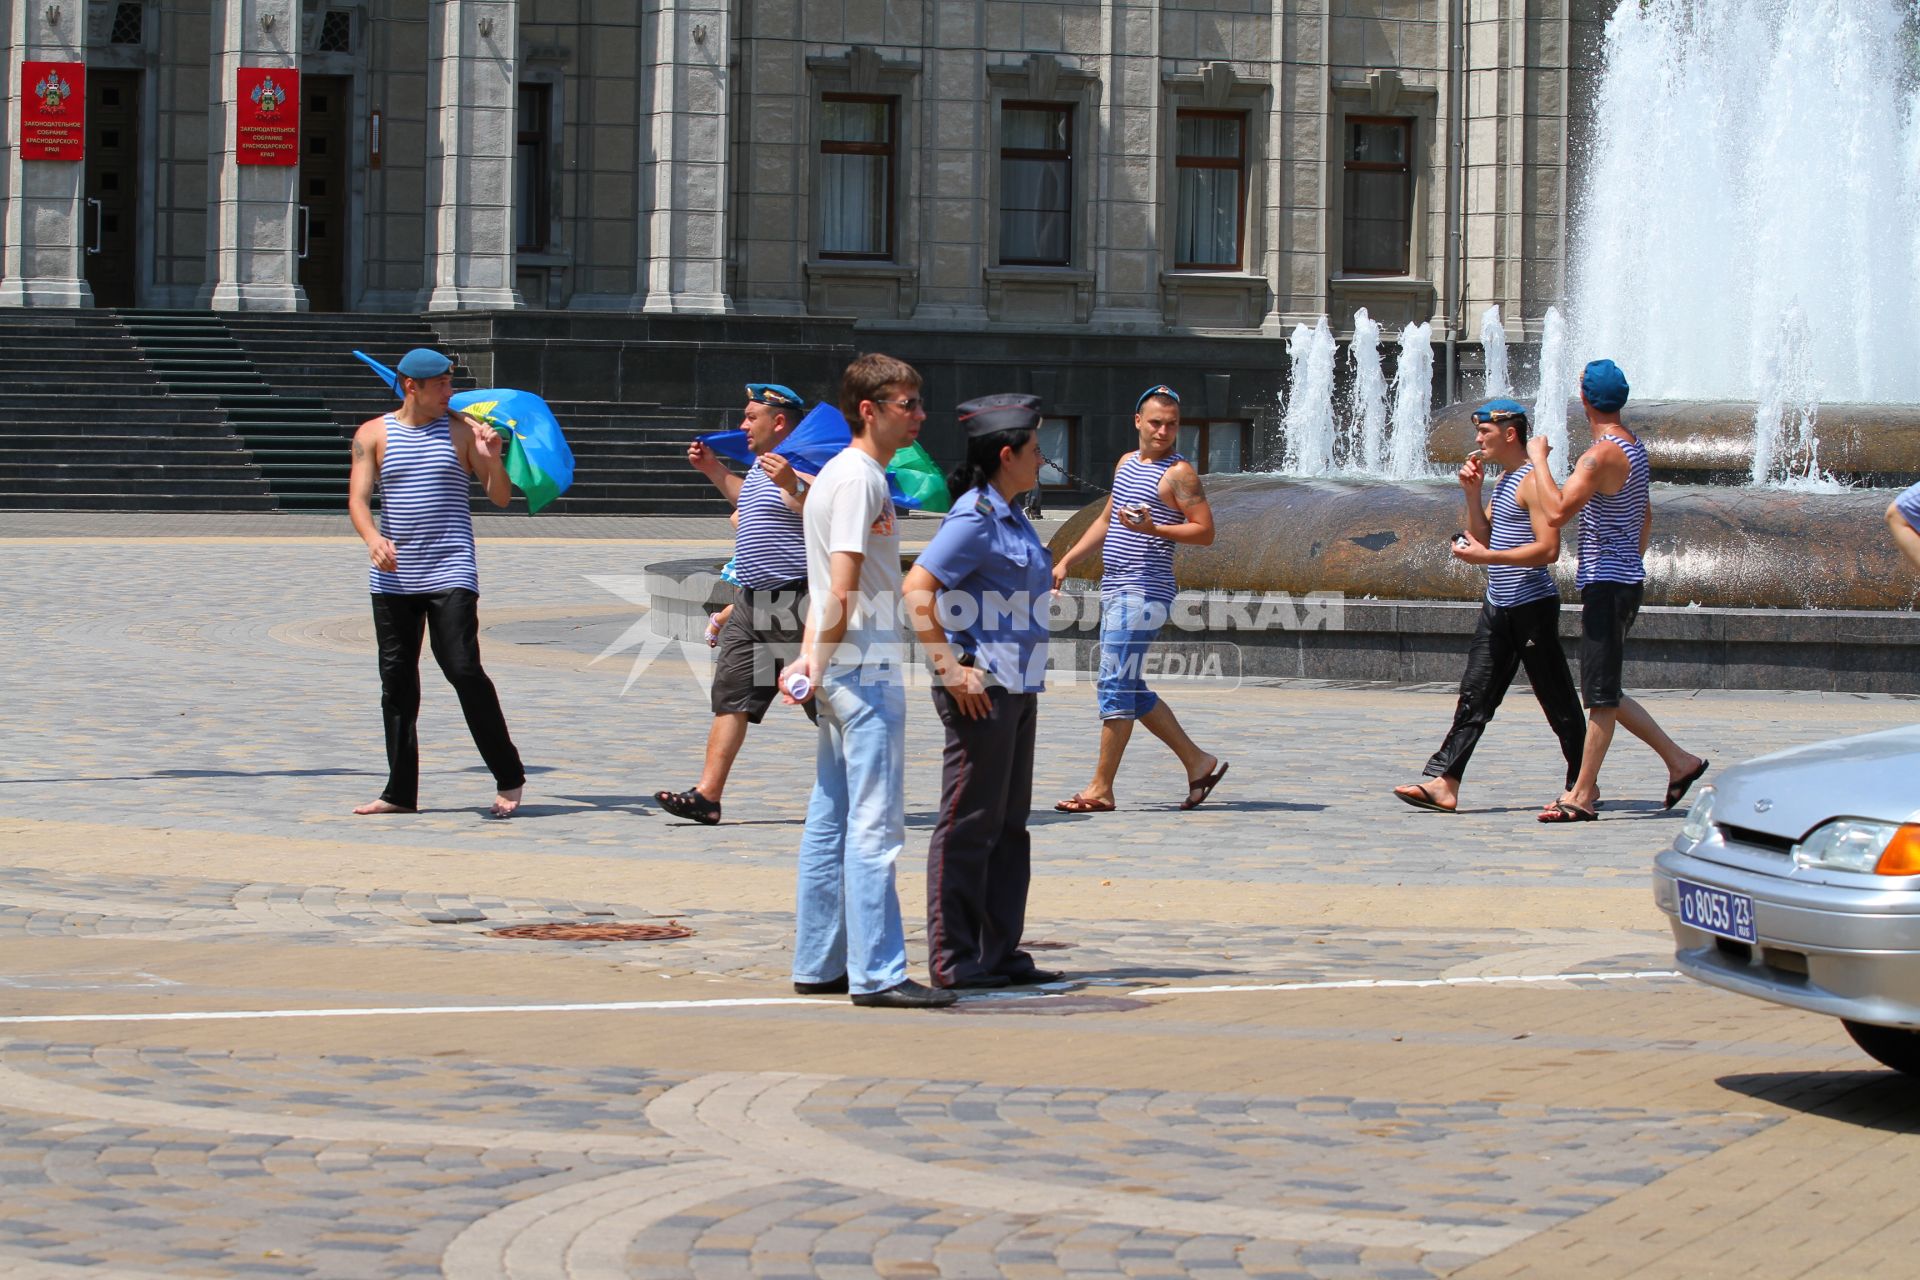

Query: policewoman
[902,393,1062,991]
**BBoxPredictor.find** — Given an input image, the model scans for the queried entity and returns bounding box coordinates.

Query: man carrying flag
[655,383,818,825]
[347,348,528,819]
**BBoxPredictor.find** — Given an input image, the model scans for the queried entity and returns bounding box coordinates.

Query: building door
[298,75,351,311]
[83,69,140,308]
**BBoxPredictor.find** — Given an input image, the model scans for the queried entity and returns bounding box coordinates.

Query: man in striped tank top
[1527,359,1708,823]
[1393,400,1585,814]
[655,383,817,826]
[346,348,527,819]
[1051,384,1228,813]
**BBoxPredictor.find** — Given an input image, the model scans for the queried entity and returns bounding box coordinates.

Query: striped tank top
[1576,431,1650,588]
[1485,464,1557,608]
[732,465,807,588]
[369,414,480,596]
[1102,451,1184,604]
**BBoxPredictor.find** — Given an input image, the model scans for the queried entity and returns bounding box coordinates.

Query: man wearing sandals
[1049,384,1227,814]
[1527,360,1708,823]
[1393,399,1585,815]
[655,384,816,826]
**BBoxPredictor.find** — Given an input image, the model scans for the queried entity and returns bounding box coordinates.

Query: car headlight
[1792,819,1920,875]
[1679,786,1716,846]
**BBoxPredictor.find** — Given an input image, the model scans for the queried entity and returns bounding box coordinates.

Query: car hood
[1714,724,1920,841]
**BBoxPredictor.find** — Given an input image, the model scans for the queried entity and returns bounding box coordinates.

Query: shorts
[1096,592,1168,720]
[711,580,816,724]
[1579,580,1644,709]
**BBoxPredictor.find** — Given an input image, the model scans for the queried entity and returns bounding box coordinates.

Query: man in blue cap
[1393,398,1585,813]
[656,382,816,825]
[347,348,528,818]
[1526,359,1708,822]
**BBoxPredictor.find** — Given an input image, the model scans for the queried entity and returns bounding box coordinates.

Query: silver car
[1653,724,1920,1074]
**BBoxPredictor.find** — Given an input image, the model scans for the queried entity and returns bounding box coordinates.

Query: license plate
[1676,878,1757,943]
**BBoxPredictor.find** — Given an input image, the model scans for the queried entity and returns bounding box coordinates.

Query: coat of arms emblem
[250,76,286,114]
[33,71,72,113]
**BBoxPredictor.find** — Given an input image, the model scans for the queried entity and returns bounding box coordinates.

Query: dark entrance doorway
[83,69,140,307]
[298,75,351,311]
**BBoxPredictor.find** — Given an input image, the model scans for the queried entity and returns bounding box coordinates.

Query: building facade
[0,0,1605,472]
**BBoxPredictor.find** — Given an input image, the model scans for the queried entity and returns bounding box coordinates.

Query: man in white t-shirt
[780,354,955,1009]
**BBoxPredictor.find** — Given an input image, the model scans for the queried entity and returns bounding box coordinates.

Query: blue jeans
[1096,592,1167,721]
[792,663,909,995]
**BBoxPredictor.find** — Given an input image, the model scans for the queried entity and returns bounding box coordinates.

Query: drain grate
[488,921,695,942]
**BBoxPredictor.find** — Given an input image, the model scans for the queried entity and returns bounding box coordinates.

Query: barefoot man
[1392,399,1584,814]
[1050,384,1226,813]
[1527,359,1707,822]
[347,348,528,819]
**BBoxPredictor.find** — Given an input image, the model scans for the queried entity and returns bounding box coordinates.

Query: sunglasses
[871,397,925,413]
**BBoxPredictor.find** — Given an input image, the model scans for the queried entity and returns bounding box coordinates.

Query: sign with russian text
[236,67,298,165]
[21,61,84,160]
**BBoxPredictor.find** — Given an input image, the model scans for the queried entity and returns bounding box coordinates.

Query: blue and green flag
[352,351,575,514]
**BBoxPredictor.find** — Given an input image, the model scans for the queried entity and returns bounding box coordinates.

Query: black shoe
[1001,969,1066,986]
[945,973,1011,990]
[793,974,849,995]
[850,979,958,1009]
[655,787,721,825]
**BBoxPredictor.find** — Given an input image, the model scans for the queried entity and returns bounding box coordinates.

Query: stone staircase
[0,311,274,512]
[0,307,750,516]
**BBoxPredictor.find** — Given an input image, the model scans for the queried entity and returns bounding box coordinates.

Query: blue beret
[1581,359,1630,413]
[396,348,452,381]
[746,383,804,408]
[1472,398,1529,422]
[1135,383,1181,412]
[957,393,1042,437]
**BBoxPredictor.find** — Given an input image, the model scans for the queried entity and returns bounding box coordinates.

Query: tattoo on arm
[352,439,365,461]
[1171,468,1206,511]
[1579,456,1597,471]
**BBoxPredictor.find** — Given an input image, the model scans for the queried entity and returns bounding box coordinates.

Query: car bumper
[1654,845,1920,1028]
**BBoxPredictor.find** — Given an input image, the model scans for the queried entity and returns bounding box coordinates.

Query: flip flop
[1537,801,1598,823]
[1664,758,1711,810]
[1180,761,1229,811]
[655,787,722,825]
[1394,784,1456,814]
[1054,794,1116,813]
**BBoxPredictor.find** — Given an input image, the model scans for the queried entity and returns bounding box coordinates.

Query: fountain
[1045,0,1920,692]
[1279,317,1337,475]
[1346,309,1389,474]
[1532,307,1573,480]
[1385,322,1433,481]
[1478,306,1511,400]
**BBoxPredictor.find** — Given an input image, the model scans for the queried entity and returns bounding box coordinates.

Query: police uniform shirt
[912,484,1054,694]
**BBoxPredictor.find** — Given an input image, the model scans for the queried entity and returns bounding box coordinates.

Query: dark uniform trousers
[925,685,1040,987]
[1422,595,1585,788]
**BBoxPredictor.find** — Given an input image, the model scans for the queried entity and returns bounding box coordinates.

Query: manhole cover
[488,922,694,942]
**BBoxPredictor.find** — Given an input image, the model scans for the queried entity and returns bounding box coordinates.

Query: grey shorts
[711,581,815,724]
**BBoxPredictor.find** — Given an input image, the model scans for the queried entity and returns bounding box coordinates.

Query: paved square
[3,513,1917,1279]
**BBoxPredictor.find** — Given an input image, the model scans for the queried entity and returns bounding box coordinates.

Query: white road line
[0,970,1683,1026]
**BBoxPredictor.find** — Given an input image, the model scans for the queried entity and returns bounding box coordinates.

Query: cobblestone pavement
[4,526,1919,1278]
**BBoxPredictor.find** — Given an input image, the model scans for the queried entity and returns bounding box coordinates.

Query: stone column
[422,0,523,311]
[633,0,730,314]
[197,0,303,310]
[0,1,92,307]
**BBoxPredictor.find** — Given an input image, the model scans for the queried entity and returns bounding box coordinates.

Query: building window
[318,9,353,54]
[999,104,1072,266]
[1036,417,1078,489]
[109,2,143,45]
[1177,421,1250,475]
[515,85,552,252]
[819,95,895,259]
[1174,112,1245,269]
[1342,117,1413,275]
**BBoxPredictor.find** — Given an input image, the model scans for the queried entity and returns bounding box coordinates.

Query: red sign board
[21,61,84,161]
[236,67,298,165]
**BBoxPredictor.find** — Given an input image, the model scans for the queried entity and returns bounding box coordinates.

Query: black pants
[1423,596,1585,788]
[371,590,525,810]
[925,686,1039,988]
